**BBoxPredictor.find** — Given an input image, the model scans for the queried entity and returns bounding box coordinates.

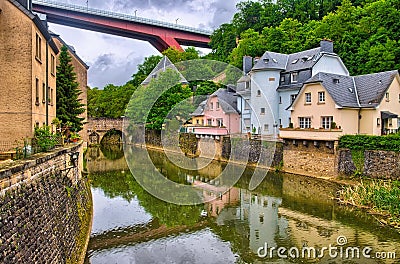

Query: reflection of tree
[90,169,204,227]
[100,143,124,160]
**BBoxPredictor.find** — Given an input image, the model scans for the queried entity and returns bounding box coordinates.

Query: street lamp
[134,9,137,17]
[175,18,179,24]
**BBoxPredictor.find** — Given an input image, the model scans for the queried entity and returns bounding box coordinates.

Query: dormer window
[263,58,269,63]
[301,57,308,62]
[291,59,298,64]
[333,78,340,84]
[280,76,285,83]
[291,72,298,83]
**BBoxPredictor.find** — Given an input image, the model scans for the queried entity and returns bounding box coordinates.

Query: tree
[56,45,85,132]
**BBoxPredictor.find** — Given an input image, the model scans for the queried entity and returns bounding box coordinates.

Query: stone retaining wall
[0,143,92,264]
[337,149,400,180]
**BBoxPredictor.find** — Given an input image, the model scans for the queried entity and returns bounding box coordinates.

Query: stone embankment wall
[137,130,284,168]
[337,149,400,180]
[282,141,336,178]
[0,143,92,264]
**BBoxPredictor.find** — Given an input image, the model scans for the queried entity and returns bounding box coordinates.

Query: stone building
[0,0,59,147]
[50,32,89,141]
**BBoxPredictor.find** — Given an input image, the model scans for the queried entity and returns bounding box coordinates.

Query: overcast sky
[47,0,242,88]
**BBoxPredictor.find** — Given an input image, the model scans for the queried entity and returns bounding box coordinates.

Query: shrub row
[339,134,400,151]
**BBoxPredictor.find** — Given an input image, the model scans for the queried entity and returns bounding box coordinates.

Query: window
[201,119,204,125]
[398,94,400,102]
[244,99,250,110]
[216,102,220,109]
[35,78,39,105]
[280,75,285,83]
[377,118,381,126]
[245,81,250,89]
[196,119,199,124]
[290,94,297,104]
[207,119,212,126]
[264,124,269,132]
[386,92,390,102]
[257,90,261,96]
[217,118,223,127]
[42,83,46,103]
[299,117,311,128]
[50,88,54,105]
[291,72,298,83]
[389,118,393,127]
[35,34,42,61]
[260,108,265,115]
[321,116,333,129]
[305,93,311,104]
[210,102,213,110]
[318,91,325,103]
[279,96,282,104]
[51,54,55,75]
[279,119,282,125]
[269,77,275,82]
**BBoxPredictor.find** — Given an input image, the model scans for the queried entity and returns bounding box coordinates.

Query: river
[84,145,400,263]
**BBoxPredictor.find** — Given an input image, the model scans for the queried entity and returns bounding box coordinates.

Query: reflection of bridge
[32,0,211,52]
[87,117,123,144]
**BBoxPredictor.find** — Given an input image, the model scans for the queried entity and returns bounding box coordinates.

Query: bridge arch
[87,117,124,145]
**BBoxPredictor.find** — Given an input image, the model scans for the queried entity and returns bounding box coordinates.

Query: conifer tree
[56,45,85,132]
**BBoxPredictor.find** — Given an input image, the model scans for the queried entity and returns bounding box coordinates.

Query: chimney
[243,56,253,75]
[320,39,333,53]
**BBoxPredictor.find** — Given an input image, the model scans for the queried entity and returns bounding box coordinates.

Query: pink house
[188,88,241,135]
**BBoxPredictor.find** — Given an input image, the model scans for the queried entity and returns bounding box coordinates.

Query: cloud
[88,52,145,88]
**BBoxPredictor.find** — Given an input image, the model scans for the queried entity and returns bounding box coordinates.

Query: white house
[240,40,349,136]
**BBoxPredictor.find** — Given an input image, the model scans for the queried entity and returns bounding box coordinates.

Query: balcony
[183,126,229,136]
[279,127,344,141]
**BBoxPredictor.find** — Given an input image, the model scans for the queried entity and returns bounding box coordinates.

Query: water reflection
[85,146,400,264]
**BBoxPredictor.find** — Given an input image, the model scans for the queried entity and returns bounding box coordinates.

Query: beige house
[0,0,58,147]
[51,32,89,141]
[280,70,400,142]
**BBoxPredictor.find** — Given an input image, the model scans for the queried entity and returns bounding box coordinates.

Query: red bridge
[32,0,211,52]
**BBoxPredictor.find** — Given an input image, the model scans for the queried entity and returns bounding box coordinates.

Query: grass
[337,180,400,228]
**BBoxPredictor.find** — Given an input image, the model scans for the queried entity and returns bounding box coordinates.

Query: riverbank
[131,142,400,230]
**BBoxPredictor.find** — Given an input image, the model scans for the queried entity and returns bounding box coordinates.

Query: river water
[84,145,400,263]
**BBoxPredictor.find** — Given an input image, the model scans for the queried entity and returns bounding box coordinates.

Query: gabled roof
[210,88,238,113]
[252,51,288,71]
[190,99,207,116]
[190,88,239,117]
[141,56,188,85]
[251,45,337,73]
[50,31,89,69]
[292,70,399,109]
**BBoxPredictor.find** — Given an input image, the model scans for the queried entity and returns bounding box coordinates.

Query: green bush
[34,126,57,152]
[339,134,400,151]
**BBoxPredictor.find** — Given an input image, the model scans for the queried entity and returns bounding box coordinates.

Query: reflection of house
[239,40,348,136]
[187,88,240,136]
[280,70,400,142]
[50,32,89,141]
[141,56,188,86]
[0,0,58,147]
[239,191,284,253]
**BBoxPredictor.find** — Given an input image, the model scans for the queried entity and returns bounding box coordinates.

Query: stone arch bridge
[87,117,124,145]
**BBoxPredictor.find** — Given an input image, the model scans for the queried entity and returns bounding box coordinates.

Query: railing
[32,0,212,36]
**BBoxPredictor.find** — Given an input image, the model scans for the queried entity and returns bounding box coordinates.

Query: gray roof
[190,100,207,116]
[252,51,288,71]
[237,75,250,83]
[251,47,336,72]
[141,56,188,85]
[302,70,398,108]
[190,88,238,116]
[49,31,89,69]
[210,88,238,113]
